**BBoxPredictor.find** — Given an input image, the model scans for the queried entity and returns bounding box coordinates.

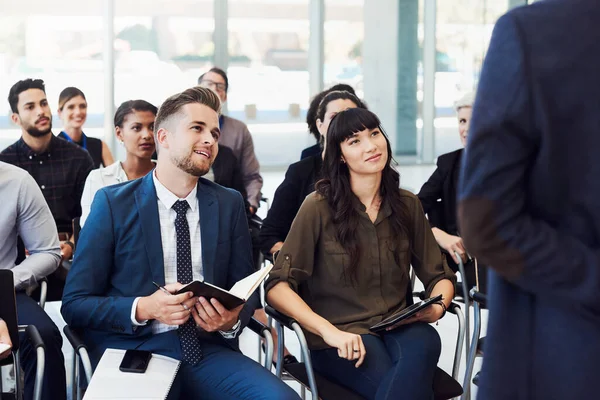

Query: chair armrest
[246,317,269,338]
[469,289,487,305]
[63,325,87,354]
[265,305,297,330]
[25,325,45,350]
[447,302,461,315]
[413,291,427,300]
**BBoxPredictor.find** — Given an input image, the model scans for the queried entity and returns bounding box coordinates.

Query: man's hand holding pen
[135,282,197,326]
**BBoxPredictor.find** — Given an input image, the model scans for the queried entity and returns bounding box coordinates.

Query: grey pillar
[421,0,437,163]
[214,0,229,69]
[309,0,325,98]
[364,0,420,157]
[103,0,116,156]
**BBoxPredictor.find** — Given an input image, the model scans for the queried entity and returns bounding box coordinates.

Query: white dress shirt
[138,171,203,335]
[130,171,241,339]
[80,162,130,227]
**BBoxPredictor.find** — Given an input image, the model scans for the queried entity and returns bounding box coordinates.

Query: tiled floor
[7,164,487,399]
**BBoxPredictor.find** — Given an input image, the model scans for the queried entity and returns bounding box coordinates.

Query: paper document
[83,348,180,400]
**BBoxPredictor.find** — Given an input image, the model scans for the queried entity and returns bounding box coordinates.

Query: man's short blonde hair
[155,86,222,132]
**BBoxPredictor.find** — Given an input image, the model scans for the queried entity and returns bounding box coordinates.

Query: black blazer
[259,154,322,254]
[417,148,463,236]
[213,145,248,208]
[300,143,321,160]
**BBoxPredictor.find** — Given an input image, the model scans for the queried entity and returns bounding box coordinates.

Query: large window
[0,0,104,149]
[114,1,214,109]
[433,0,518,157]
[324,0,364,98]
[226,0,311,166]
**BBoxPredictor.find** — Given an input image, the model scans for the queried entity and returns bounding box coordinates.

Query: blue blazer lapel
[135,174,165,285]
[197,180,218,284]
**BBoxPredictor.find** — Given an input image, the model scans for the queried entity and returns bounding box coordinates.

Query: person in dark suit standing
[417,92,485,290]
[458,1,600,398]
[61,86,298,399]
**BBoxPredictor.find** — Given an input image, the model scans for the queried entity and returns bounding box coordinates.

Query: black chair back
[0,270,19,365]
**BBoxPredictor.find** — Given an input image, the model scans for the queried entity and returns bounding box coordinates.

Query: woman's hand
[432,228,467,264]
[321,326,366,368]
[386,302,445,331]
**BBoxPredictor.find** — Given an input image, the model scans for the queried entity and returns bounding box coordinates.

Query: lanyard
[60,131,87,150]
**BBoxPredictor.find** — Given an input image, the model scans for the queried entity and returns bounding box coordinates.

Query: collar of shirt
[17,134,58,158]
[351,194,392,225]
[59,131,87,149]
[152,170,198,212]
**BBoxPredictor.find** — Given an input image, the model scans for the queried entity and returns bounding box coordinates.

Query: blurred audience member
[300,83,358,160]
[198,67,263,214]
[81,100,157,226]
[418,91,486,291]
[57,87,114,169]
[1,78,94,299]
[260,90,367,257]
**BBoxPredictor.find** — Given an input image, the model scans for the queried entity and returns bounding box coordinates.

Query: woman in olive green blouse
[266,108,455,400]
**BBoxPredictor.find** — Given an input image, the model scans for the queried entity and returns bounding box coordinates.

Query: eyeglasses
[199,79,226,92]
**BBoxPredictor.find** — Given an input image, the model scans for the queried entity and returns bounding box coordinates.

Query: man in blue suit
[61,86,298,399]
[458,0,600,398]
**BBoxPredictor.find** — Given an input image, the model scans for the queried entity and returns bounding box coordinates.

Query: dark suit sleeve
[259,164,303,254]
[61,189,139,334]
[417,158,446,226]
[227,191,259,329]
[458,12,600,312]
[231,156,249,210]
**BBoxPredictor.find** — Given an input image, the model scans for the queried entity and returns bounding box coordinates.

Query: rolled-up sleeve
[265,193,321,293]
[407,194,456,296]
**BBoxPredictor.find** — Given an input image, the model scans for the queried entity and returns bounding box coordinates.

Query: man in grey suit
[458,1,600,398]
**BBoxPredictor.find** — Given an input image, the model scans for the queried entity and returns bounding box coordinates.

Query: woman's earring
[341,158,346,164]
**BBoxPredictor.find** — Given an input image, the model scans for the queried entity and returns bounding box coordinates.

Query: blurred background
[0,0,531,167]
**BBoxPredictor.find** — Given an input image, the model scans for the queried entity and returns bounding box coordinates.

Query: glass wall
[0,0,104,150]
[433,0,524,157]
[324,0,364,98]
[114,1,214,111]
[0,0,529,165]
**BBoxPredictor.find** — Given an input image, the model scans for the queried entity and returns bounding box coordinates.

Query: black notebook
[370,294,443,333]
[175,265,273,310]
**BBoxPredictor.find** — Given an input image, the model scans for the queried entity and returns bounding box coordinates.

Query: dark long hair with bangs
[315,108,411,283]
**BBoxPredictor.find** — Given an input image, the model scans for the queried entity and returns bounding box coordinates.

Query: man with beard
[1,79,94,300]
[61,87,298,399]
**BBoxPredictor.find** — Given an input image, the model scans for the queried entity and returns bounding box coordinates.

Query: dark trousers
[16,293,66,400]
[311,323,441,400]
[131,330,299,400]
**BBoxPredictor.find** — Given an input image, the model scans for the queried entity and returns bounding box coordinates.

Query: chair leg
[452,306,466,384]
[461,301,481,400]
[262,329,274,371]
[274,321,285,379]
[291,323,318,400]
[13,350,22,400]
[72,353,78,400]
[33,347,44,400]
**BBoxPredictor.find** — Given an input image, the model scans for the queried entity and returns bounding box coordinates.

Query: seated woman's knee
[411,322,442,360]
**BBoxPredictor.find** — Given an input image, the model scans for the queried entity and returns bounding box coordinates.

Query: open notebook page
[84,348,180,400]
[229,264,273,300]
